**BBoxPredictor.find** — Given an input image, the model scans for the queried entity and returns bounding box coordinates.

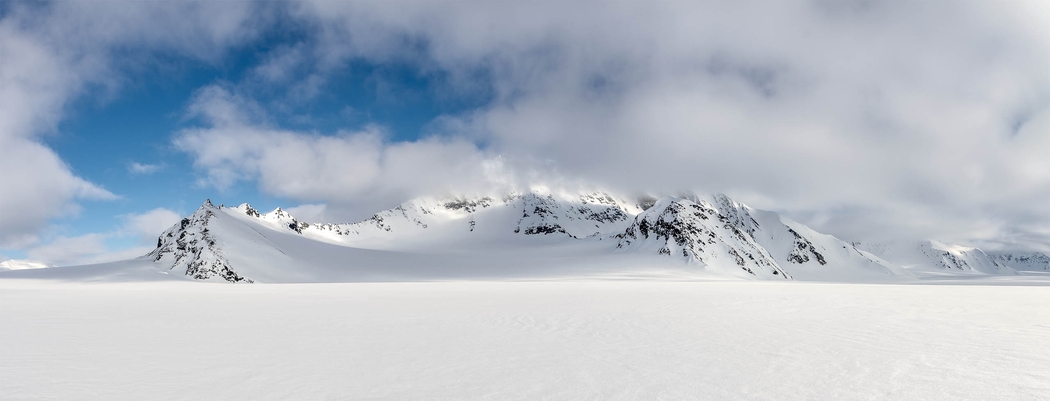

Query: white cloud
[285,204,329,224]
[251,0,1050,250]
[0,1,263,249]
[0,136,116,247]
[174,85,501,216]
[16,207,181,267]
[128,162,162,175]
[23,234,149,267]
[24,233,107,266]
[251,44,308,84]
[9,0,1050,253]
[122,208,181,238]
[0,22,117,247]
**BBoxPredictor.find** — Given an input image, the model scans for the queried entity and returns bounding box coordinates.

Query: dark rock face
[147,192,870,283]
[616,197,789,279]
[443,197,494,213]
[786,228,827,265]
[523,224,566,235]
[148,202,251,283]
[990,252,1050,271]
[711,194,761,235]
[620,201,710,250]
[288,221,309,234]
[938,251,970,270]
[512,192,631,238]
[240,204,260,218]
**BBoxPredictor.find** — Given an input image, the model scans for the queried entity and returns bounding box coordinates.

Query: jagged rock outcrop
[990,252,1050,271]
[786,228,827,265]
[512,192,631,238]
[141,191,1025,283]
[260,191,636,240]
[616,197,790,279]
[852,240,1014,274]
[148,200,252,283]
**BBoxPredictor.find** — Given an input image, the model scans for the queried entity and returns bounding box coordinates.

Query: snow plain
[3,277,1049,400]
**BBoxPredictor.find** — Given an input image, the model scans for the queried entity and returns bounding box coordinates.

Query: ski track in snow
[2,279,1049,400]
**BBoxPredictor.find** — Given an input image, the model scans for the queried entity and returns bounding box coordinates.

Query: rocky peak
[617,196,789,279]
[234,203,261,218]
[147,201,251,283]
[442,197,495,213]
[991,251,1050,271]
[266,207,293,220]
[708,194,761,235]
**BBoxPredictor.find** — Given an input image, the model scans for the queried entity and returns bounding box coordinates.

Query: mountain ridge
[131,189,1034,283]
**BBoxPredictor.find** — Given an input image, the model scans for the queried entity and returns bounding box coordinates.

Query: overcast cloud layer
[5,0,1050,259]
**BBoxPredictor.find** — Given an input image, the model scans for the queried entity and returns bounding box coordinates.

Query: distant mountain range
[124,189,1046,283]
[3,189,1046,282]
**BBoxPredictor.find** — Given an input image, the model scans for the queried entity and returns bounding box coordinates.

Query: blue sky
[4,1,1050,266]
[47,34,488,221]
[0,2,497,263]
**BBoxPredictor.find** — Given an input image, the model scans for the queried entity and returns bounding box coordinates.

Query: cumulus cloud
[128,162,162,175]
[15,207,181,267]
[174,85,502,216]
[10,0,1050,253]
[23,234,156,267]
[0,1,264,248]
[23,234,116,267]
[248,0,1050,250]
[0,21,116,247]
[122,208,182,239]
[285,204,329,224]
[0,136,116,247]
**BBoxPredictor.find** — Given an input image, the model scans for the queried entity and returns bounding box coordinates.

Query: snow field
[2,280,1049,400]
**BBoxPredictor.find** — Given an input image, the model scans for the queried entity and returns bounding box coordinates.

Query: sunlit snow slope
[1,190,1038,283]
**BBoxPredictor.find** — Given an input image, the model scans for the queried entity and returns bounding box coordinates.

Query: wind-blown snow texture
[3,189,1043,283]
[2,280,1049,401]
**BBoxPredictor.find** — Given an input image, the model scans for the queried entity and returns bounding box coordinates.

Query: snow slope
[0,260,50,271]
[614,194,904,280]
[2,279,1048,401]
[0,189,1034,283]
[131,192,685,283]
[138,190,920,283]
[852,240,1016,275]
[989,251,1050,271]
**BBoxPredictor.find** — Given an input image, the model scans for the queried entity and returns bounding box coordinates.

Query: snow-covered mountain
[988,252,1050,271]
[613,195,904,280]
[6,189,1037,283]
[851,240,1016,275]
[147,200,252,283]
[138,189,927,283]
[140,190,662,283]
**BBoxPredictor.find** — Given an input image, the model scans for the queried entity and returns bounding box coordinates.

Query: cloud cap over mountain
[4,1,1050,255]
